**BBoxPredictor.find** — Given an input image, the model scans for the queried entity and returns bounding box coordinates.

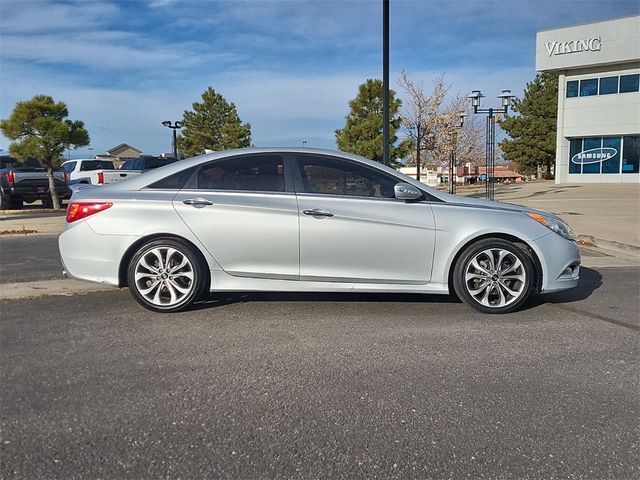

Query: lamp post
[449,112,466,195]
[162,120,184,159]
[382,0,390,166]
[88,146,94,158]
[467,89,514,200]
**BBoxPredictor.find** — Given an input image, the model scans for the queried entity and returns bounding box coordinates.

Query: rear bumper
[532,233,581,293]
[59,221,139,286]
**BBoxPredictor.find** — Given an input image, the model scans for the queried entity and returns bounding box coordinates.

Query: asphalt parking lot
[1,265,638,479]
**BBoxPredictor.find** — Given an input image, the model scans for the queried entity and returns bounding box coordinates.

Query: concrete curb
[0,279,117,301]
[579,235,640,257]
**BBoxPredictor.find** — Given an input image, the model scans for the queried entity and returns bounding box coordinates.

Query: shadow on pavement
[534,266,603,306]
[191,268,602,312]
[192,291,462,311]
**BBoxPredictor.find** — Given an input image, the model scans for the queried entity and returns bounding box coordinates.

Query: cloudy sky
[1,0,638,156]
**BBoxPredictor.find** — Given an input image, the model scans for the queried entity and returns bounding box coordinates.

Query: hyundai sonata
[59,148,580,314]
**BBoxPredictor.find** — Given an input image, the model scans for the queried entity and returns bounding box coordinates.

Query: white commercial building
[536,15,639,184]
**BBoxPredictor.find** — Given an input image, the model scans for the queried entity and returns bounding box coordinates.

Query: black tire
[8,196,23,210]
[127,238,208,313]
[41,196,53,209]
[453,238,536,314]
[0,195,10,210]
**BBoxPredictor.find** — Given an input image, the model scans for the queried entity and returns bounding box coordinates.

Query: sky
[1,0,639,157]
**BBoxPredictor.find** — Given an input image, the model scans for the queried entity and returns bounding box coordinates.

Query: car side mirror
[394,182,422,201]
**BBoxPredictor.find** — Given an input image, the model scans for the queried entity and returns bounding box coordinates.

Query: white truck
[61,159,141,186]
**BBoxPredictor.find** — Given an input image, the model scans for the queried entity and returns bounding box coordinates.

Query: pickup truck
[61,159,140,185]
[0,157,70,209]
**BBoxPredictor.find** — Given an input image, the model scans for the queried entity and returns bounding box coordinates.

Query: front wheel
[127,238,208,313]
[453,238,535,314]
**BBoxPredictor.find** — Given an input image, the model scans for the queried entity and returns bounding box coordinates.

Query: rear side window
[147,167,196,190]
[197,155,285,192]
[80,160,114,171]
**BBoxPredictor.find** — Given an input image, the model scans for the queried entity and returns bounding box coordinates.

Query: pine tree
[177,87,251,158]
[0,95,89,209]
[500,72,559,177]
[335,79,412,166]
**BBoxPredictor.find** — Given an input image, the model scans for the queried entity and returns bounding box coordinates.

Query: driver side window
[297,155,397,198]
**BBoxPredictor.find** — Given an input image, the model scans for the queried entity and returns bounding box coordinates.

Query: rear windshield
[80,160,115,171]
[0,158,43,169]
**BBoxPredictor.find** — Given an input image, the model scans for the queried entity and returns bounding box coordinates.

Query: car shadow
[191,291,462,311]
[524,266,603,310]
[190,267,602,312]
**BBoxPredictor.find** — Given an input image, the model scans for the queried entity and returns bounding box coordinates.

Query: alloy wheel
[133,246,195,307]
[464,248,526,308]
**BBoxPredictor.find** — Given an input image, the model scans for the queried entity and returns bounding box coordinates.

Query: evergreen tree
[0,95,89,209]
[177,87,251,158]
[500,72,559,177]
[335,79,412,165]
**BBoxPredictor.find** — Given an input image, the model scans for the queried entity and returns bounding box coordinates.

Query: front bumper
[532,233,581,293]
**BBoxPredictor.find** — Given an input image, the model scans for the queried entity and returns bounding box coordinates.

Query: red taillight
[63,171,70,183]
[6,171,15,185]
[66,202,112,223]
[97,172,105,184]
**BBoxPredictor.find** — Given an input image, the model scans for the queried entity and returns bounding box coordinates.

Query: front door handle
[183,198,213,208]
[303,208,334,217]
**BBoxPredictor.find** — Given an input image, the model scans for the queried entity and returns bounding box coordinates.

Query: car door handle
[303,208,334,217]
[183,198,213,208]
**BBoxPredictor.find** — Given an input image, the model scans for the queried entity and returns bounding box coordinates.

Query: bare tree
[398,72,448,177]
[399,72,485,178]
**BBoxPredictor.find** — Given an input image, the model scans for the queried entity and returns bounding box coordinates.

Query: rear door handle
[183,198,213,208]
[303,208,334,217]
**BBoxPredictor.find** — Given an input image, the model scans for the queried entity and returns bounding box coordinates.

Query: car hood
[439,192,555,218]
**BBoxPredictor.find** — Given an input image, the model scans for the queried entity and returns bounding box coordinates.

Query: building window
[619,74,640,93]
[601,137,621,174]
[579,79,598,96]
[566,80,579,98]
[569,136,639,175]
[622,136,640,173]
[599,76,618,95]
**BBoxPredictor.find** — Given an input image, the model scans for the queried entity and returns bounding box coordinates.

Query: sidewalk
[455,181,639,256]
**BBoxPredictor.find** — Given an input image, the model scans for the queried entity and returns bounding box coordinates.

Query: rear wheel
[127,238,207,313]
[453,238,535,314]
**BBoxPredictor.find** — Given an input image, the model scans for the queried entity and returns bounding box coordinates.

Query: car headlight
[526,212,576,241]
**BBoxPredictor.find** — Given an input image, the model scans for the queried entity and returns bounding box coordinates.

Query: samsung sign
[571,147,616,165]
[545,37,602,57]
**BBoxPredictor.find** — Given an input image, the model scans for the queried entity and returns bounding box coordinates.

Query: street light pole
[382,0,390,166]
[161,120,184,158]
[467,90,514,200]
[415,122,421,182]
[449,112,466,195]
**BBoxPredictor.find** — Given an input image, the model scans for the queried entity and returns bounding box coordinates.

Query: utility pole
[382,0,390,166]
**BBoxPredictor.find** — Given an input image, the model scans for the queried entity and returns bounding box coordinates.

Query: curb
[578,235,640,257]
[0,279,117,301]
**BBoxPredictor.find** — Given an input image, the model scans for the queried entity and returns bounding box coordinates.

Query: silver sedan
[59,148,580,314]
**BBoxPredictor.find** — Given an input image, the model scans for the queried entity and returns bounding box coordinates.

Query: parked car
[59,148,580,314]
[0,157,70,209]
[61,159,141,185]
[120,155,178,172]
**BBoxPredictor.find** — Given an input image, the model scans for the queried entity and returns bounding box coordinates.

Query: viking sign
[571,147,617,165]
[545,37,602,57]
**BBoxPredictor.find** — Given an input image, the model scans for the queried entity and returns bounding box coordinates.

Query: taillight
[97,172,105,184]
[63,171,70,183]
[66,202,112,223]
[6,171,15,185]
